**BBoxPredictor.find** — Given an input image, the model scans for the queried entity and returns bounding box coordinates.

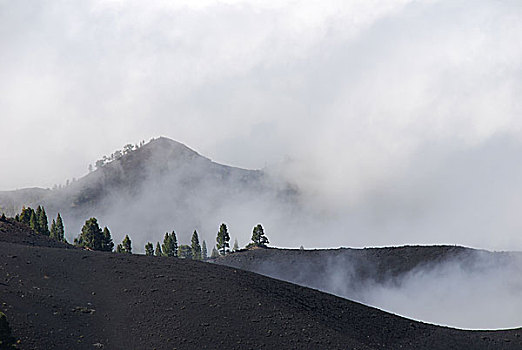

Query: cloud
[1,0,522,250]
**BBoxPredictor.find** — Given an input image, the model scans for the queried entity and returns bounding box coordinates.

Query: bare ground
[1,219,521,349]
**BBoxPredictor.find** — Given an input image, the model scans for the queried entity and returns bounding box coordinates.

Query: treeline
[74,218,270,261]
[6,207,270,260]
[11,206,66,242]
[89,139,147,171]
[146,222,269,260]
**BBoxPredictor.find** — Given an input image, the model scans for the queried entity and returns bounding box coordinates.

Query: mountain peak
[143,137,204,160]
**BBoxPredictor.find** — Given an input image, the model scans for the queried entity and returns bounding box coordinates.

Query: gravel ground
[1,219,521,349]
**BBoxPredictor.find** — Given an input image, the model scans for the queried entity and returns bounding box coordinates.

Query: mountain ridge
[0,137,298,247]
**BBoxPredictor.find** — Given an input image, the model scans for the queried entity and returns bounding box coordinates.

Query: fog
[2,0,522,250]
[221,248,522,329]
[365,253,522,329]
[1,0,522,330]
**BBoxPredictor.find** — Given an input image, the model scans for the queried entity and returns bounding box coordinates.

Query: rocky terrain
[1,219,522,349]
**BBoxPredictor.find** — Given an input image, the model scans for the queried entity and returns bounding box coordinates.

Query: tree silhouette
[162,231,178,257]
[74,218,106,250]
[145,242,154,256]
[101,227,114,252]
[216,223,230,256]
[202,240,208,260]
[250,224,269,248]
[178,245,192,259]
[55,213,65,242]
[191,230,202,260]
[122,235,132,254]
[155,242,162,257]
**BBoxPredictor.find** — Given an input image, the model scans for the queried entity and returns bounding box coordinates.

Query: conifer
[145,242,154,256]
[202,240,208,260]
[101,227,114,252]
[216,223,230,256]
[250,224,269,248]
[50,219,57,239]
[38,206,50,236]
[191,230,202,260]
[122,235,132,254]
[178,244,192,259]
[19,207,33,226]
[75,217,103,250]
[55,213,65,242]
[155,242,162,257]
[162,231,178,257]
[29,211,39,233]
[210,247,220,258]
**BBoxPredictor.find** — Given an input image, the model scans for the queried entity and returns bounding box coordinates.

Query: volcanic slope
[1,221,522,349]
[212,245,522,301]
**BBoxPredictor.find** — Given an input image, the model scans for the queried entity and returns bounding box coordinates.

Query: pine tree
[29,211,39,233]
[210,247,220,258]
[178,245,192,259]
[50,219,57,239]
[101,227,114,252]
[233,238,239,252]
[202,240,208,260]
[74,217,103,250]
[35,206,42,230]
[162,231,178,257]
[191,230,202,260]
[155,242,162,257]
[116,244,124,253]
[37,206,50,236]
[19,207,33,226]
[250,224,269,247]
[122,235,132,254]
[216,223,230,256]
[145,242,154,256]
[55,213,65,242]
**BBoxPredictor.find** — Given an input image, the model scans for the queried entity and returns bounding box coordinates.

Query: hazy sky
[2,0,522,249]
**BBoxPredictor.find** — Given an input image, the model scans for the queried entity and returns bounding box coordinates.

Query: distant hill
[1,225,521,349]
[212,245,481,300]
[213,245,522,329]
[0,137,298,246]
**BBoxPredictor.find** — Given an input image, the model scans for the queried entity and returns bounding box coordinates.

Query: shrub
[0,312,16,349]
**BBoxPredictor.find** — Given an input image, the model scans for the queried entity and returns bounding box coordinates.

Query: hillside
[1,225,522,349]
[0,137,298,246]
[212,246,522,329]
[212,245,484,288]
[0,217,71,249]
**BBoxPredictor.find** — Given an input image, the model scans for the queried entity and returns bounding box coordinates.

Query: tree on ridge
[216,223,230,256]
[191,230,202,260]
[145,242,154,256]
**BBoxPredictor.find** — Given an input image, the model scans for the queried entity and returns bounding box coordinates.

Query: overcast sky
[2,0,522,250]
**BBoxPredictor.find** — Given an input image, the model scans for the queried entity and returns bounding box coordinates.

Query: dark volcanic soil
[0,218,71,249]
[1,223,521,349]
